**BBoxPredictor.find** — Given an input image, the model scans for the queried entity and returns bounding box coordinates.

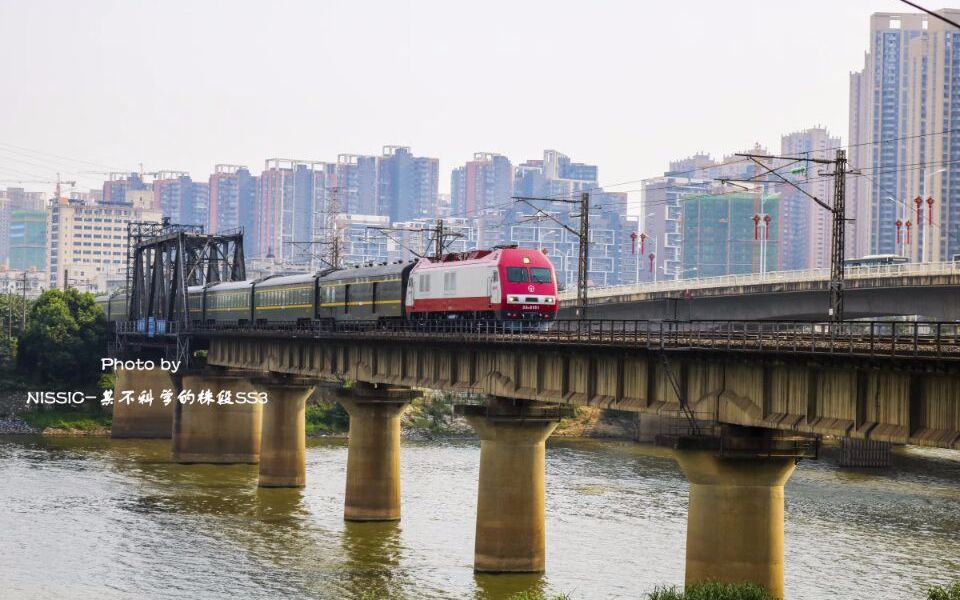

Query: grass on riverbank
[929,582,960,600]
[648,582,772,600]
[508,592,572,600]
[21,409,111,432]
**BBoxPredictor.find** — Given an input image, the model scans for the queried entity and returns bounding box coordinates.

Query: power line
[0,141,124,172]
[898,0,960,29]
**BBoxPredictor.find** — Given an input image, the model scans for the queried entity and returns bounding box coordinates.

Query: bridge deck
[117,319,960,363]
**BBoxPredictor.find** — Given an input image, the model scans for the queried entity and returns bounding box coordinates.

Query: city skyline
[0,0,915,202]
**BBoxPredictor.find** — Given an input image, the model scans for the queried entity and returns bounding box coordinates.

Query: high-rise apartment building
[329,154,378,216]
[849,10,960,261]
[682,191,782,278]
[780,127,841,270]
[47,197,162,291]
[542,149,598,183]
[209,165,258,251]
[9,209,47,270]
[378,146,439,222]
[3,187,46,211]
[337,214,390,266]
[0,196,8,267]
[207,164,260,256]
[642,147,780,281]
[256,159,326,263]
[192,182,209,228]
[152,171,195,225]
[450,153,513,217]
[1,187,49,267]
[507,151,626,287]
[641,154,715,282]
[102,173,148,204]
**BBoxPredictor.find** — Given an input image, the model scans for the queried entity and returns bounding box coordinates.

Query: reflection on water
[0,434,958,600]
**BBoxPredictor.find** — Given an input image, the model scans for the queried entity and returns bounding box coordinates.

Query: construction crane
[53,173,77,200]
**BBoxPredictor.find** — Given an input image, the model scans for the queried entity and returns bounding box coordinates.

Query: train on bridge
[97,246,558,328]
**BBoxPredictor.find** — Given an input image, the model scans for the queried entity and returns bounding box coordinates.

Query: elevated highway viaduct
[559,262,960,321]
[109,321,960,598]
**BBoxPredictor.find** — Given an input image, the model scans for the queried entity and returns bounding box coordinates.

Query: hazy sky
[0,0,920,204]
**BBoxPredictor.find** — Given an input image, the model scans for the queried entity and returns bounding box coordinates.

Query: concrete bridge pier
[340,383,417,521]
[171,373,263,464]
[461,398,563,573]
[111,368,177,439]
[673,428,806,600]
[256,379,316,488]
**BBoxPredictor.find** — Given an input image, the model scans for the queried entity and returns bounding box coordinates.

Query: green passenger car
[203,280,254,326]
[252,274,318,325]
[317,262,413,324]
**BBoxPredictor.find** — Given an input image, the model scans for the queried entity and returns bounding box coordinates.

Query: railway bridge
[108,318,960,598]
[101,225,960,598]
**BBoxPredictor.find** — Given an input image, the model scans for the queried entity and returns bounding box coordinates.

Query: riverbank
[0,374,111,435]
[0,393,648,441]
[302,389,643,442]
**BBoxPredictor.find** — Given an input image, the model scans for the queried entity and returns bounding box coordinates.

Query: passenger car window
[506,267,529,283]
[530,267,552,283]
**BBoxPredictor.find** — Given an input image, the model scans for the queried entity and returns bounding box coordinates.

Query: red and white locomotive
[405,246,558,322]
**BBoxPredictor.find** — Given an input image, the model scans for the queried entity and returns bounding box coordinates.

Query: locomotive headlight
[508,295,520,303]
[545,297,554,304]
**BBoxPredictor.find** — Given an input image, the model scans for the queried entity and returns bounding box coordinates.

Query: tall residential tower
[849,10,960,261]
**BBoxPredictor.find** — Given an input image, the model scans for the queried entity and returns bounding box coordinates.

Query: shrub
[305,402,349,435]
[648,582,772,600]
[928,582,960,600]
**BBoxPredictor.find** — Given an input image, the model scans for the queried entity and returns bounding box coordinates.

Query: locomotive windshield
[530,267,552,283]
[506,267,529,282]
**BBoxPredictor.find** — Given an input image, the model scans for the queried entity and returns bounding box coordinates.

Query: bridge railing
[186,318,960,361]
[114,319,184,336]
[558,260,960,301]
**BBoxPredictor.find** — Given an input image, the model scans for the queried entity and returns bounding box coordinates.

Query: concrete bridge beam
[674,446,797,599]
[340,383,417,521]
[257,380,316,487]
[464,399,559,573]
[111,369,177,439]
[171,374,262,464]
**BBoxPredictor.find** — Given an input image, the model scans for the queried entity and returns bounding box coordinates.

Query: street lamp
[921,168,946,263]
[752,213,772,275]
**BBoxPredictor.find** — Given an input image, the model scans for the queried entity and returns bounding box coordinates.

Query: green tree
[17,289,106,387]
[0,292,31,369]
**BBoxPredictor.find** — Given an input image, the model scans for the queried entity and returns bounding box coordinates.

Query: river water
[1,435,958,600]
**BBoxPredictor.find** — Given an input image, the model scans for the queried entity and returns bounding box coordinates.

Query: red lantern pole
[763,214,771,240]
[927,196,935,226]
[752,214,761,240]
[914,196,923,227]
[906,220,912,245]
[630,231,637,255]
[640,232,647,255]
[648,252,655,273]
[895,219,902,245]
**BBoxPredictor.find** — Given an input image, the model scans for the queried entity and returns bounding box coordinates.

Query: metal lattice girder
[126,224,245,329]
